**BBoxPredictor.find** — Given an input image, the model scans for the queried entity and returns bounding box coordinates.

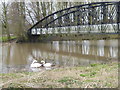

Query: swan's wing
[31,63,42,67]
[44,63,52,67]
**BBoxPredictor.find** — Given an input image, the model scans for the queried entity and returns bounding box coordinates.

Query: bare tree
[1,2,10,40]
[8,1,26,38]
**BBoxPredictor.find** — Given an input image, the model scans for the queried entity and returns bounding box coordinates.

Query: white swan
[41,60,53,68]
[30,60,42,68]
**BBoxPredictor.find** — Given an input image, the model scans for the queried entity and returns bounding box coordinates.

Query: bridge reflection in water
[1,40,118,73]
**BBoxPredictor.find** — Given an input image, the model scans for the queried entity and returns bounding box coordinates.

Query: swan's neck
[32,60,37,64]
[43,62,45,65]
[32,62,35,64]
[41,61,45,65]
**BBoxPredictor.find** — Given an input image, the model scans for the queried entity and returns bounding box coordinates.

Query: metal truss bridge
[27,2,120,41]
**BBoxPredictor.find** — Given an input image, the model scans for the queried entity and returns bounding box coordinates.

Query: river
[0,39,118,73]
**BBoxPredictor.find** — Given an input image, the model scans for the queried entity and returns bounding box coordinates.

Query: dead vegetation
[0,62,118,88]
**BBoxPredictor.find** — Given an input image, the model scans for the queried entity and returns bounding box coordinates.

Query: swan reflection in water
[30,67,42,72]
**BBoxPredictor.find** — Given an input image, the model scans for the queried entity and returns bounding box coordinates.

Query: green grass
[80,71,97,77]
[0,36,17,42]
[58,77,74,83]
[90,63,98,67]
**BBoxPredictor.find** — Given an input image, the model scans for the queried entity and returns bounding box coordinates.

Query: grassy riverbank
[0,62,118,88]
[0,36,17,42]
[0,34,119,43]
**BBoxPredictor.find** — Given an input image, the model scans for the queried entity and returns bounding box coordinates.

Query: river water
[0,39,118,73]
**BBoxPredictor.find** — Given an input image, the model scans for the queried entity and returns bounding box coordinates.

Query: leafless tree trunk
[19,2,26,37]
[2,2,10,40]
